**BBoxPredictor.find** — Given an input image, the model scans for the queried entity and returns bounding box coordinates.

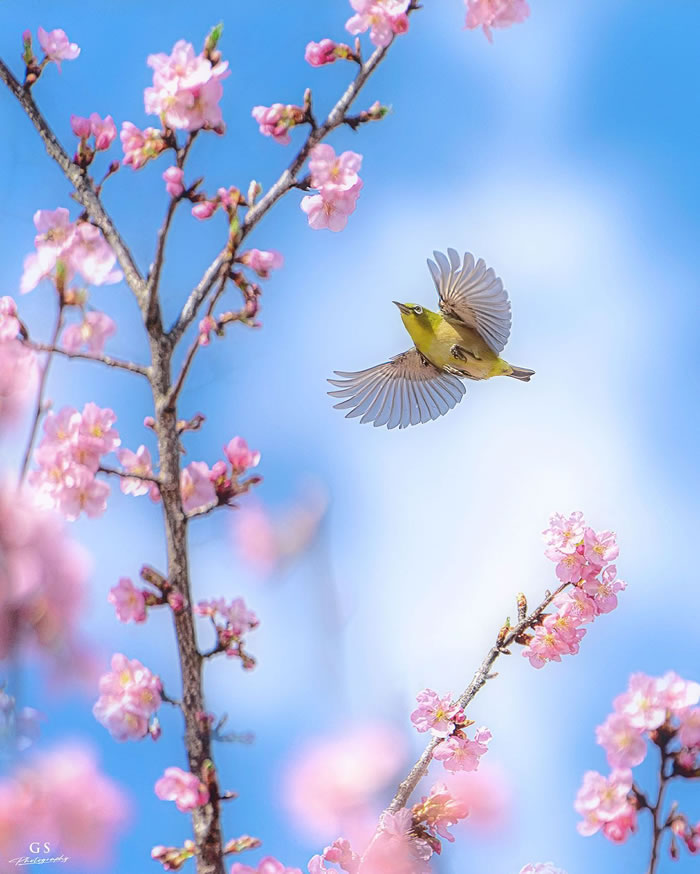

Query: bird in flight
[328,248,534,429]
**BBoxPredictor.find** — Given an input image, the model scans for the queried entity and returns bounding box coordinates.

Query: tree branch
[19,303,64,483]
[98,465,163,487]
[386,582,570,813]
[22,339,150,378]
[0,57,146,304]
[169,26,408,346]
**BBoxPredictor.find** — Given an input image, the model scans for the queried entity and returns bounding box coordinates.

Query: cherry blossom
[239,248,284,278]
[163,166,185,197]
[155,766,209,813]
[0,340,38,426]
[120,122,167,169]
[465,0,530,42]
[0,297,20,340]
[309,145,363,191]
[301,183,363,232]
[195,597,259,667]
[62,310,116,354]
[433,727,491,773]
[575,769,636,841]
[252,103,305,145]
[595,713,647,769]
[90,113,117,151]
[144,39,229,131]
[305,40,354,67]
[108,578,147,624]
[346,1,411,49]
[411,781,470,843]
[0,744,127,864]
[180,461,216,513]
[37,27,80,70]
[224,436,261,474]
[116,445,159,498]
[410,689,457,737]
[93,653,162,741]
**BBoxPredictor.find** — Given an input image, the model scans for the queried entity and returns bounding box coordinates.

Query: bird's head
[393,301,432,328]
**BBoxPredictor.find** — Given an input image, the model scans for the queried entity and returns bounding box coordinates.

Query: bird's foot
[450,344,471,362]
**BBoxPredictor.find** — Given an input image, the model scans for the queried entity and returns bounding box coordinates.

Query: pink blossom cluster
[305,39,356,67]
[155,766,209,813]
[144,39,229,131]
[252,103,305,145]
[0,743,127,864]
[21,208,122,295]
[309,811,434,874]
[195,596,259,668]
[62,310,116,354]
[577,672,700,851]
[346,0,411,49]
[0,481,87,659]
[36,27,80,70]
[29,403,120,520]
[670,817,700,858]
[93,653,162,741]
[410,782,470,852]
[120,122,168,169]
[180,437,261,514]
[411,688,491,773]
[301,144,363,232]
[70,113,117,166]
[465,0,530,42]
[522,512,625,668]
[0,297,38,427]
[232,859,302,874]
[574,768,637,844]
[191,184,244,222]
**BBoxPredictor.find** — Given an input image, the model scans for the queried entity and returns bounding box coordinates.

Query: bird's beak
[392,301,412,314]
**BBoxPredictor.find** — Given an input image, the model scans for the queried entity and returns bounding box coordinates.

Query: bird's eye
[413,305,423,315]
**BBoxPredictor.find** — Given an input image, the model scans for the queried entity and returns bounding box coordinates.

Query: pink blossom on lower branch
[116,444,159,498]
[0,339,38,426]
[93,653,162,740]
[309,145,362,191]
[181,460,216,512]
[465,0,530,42]
[305,39,355,66]
[252,104,305,145]
[163,165,185,197]
[0,743,127,864]
[239,249,284,278]
[37,26,80,69]
[225,436,261,474]
[411,782,470,844]
[155,766,209,813]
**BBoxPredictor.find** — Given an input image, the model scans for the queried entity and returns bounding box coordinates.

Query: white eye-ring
[413,305,423,315]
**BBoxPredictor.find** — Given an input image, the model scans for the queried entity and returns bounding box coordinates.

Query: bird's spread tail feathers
[507,365,535,382]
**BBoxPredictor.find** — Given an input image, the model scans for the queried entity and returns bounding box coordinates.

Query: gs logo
[28,842,51,854]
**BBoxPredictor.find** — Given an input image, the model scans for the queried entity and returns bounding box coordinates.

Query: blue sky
[1,1,699,873]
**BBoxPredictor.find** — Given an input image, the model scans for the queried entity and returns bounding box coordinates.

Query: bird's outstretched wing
[328,348,466,429]
[428,248,512,355]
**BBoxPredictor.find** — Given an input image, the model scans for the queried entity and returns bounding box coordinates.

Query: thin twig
[0,58,146,303]
[23,339,150,378]
[169,27,408,345]
[166,271,229,409]
[98,465,163,487]
[19,304,64,483]
[386,582,569,813]
[648,745,672,874]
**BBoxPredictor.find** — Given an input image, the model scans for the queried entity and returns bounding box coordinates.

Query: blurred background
[1,1,699,872]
